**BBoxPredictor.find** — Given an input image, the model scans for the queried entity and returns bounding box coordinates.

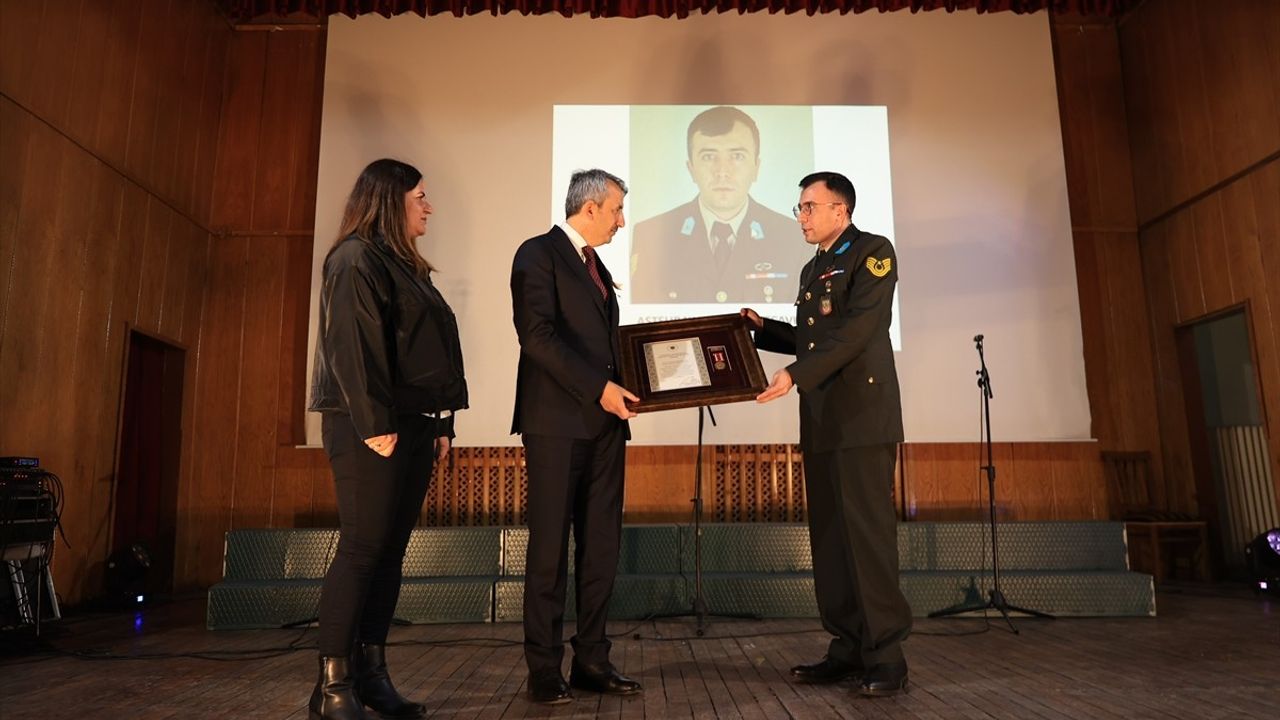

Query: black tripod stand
[928,334,1053,633]
[657,405,756,636]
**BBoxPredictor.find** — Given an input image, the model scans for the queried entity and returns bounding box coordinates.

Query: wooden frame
[617,314,768,413]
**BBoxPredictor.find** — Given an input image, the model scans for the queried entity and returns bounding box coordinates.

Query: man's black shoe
[569,661,642,696]
[858,662,909,697]
[789,657,862,684]
[527,669,573,705]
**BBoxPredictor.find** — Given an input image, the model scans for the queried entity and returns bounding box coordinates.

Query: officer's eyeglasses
[792,201,846,219]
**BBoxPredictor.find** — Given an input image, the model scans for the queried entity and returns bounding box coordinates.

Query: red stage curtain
[218,0,1138,22]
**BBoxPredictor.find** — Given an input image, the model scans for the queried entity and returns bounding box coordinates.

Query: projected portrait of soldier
[630,106,801,304]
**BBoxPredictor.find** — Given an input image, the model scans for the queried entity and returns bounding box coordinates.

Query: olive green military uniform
[755,223,912,669]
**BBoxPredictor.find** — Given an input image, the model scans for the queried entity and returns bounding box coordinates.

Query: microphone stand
[691,405,713,634]
[928,335,1054,632]
[654,405,756,636]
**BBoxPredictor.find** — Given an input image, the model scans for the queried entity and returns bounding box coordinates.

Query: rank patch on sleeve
[866,257,892,278]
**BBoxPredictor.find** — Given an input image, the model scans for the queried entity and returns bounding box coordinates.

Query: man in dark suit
[510,169,644,705]
[743,171,912,697]
[630,106,802,305]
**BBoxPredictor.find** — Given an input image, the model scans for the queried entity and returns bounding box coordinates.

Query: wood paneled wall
[1120,0,1280,227]
[1119,0,1280,515]
[1049,1,1280,519]
[178,26,328,590]
[0,0,230,603]
[1050,14,1163,475]
[901,442,1107,521]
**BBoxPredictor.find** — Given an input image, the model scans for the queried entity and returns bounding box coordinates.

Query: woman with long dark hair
[307,159,467,720]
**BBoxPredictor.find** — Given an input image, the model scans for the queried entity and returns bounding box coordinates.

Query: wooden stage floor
[1,585,1277,719]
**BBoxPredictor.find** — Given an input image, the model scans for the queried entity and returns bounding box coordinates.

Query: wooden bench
[1102,450,1210,582]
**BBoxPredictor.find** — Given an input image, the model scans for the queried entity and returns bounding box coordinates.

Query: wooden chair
[1102,450,1210,583]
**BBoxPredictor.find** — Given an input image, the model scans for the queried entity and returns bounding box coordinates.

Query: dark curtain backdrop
[219,0,1138,22]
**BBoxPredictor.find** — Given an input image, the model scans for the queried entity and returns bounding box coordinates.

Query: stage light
[1244,528,1280,597]
[104,543,152,608]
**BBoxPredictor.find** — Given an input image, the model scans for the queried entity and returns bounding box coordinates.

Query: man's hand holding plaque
[756,368,794,403]
[739,307,793,404]
[600,380,640,420]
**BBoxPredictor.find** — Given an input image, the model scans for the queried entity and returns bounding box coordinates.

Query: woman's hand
[434,436,451,462]
[364,433,398,457]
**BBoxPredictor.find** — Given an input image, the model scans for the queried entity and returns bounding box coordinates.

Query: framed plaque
[618,314,768,413]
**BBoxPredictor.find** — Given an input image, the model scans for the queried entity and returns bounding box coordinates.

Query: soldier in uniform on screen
[629,106,802,304]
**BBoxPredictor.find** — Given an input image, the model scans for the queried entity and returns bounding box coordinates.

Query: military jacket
[629,197,803,304]
[755,224,903,453]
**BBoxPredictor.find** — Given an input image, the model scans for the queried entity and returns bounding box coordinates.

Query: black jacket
[755,224,903,453]
[309,234,467,439]
[510,226,626,440]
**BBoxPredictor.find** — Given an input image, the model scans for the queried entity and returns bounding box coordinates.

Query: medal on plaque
[707,345,730,372]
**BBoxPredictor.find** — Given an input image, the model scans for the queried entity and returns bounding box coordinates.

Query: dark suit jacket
[629,197,803,304]
[510,226,626,440]
[755,224,903,453]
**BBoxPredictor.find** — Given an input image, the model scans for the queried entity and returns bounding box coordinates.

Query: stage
[1,586,1275,719]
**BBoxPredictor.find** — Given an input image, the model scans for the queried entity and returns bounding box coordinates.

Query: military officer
[630,106,803,304]
[743,171,912,697]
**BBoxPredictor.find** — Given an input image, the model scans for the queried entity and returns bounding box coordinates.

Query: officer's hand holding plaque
[617,314,768,413]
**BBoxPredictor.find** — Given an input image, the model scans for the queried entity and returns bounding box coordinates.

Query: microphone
[973,334,984,342]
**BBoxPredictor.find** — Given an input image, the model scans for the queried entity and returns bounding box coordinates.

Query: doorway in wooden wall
[1179,307,1278,579]
[111,331,186,601]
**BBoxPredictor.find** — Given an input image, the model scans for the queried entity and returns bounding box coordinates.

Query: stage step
[495,570,1153,619]
[208,577,495,630]
[208,522,1153,629]
[220,527,503,580]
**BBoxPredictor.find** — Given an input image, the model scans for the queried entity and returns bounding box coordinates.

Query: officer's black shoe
[569,661,643,696]
[789,656,862,684]
[857,662,909,697]
[527,669,573,705]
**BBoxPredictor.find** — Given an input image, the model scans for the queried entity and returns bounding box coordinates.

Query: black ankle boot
[309,656,368,720]
[351,642,426,718]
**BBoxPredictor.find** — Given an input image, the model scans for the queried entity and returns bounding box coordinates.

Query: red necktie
[582,246,608,300]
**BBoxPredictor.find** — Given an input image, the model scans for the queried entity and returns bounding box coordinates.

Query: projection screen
[306,11,1093,447]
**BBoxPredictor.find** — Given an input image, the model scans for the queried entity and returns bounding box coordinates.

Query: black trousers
[318,412,437,657]
[803,443,912,668]
[521,423,626,674]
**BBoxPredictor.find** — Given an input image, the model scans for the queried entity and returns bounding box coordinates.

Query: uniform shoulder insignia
[866,257,892,278]
[834,239,852,255]
[750,221,764,240]
[680,217,695,236]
